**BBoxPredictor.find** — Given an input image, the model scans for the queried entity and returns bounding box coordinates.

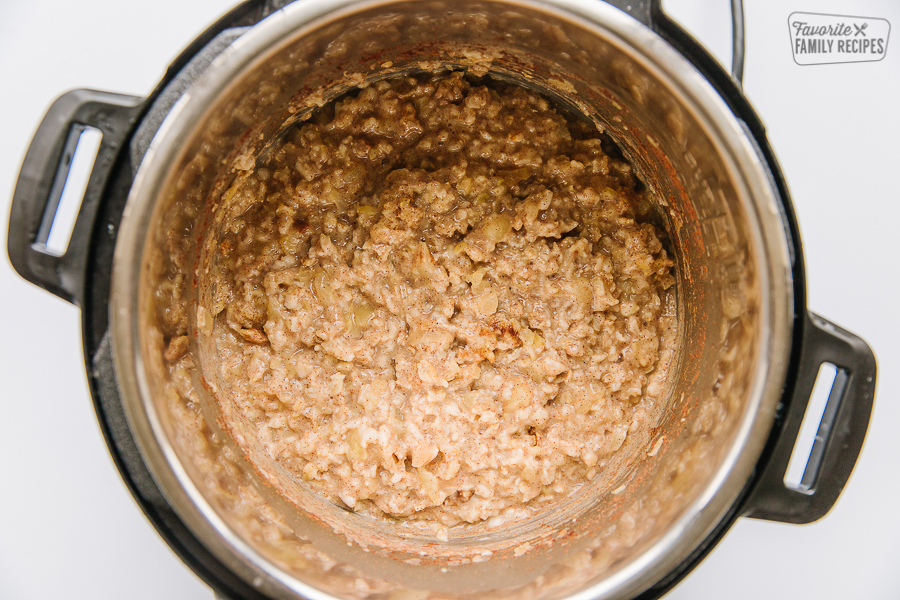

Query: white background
[0,1,897,598]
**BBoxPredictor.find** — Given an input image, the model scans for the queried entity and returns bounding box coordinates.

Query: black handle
[605,0,745,84]
[743,312,876,523]
[7,89,143,306]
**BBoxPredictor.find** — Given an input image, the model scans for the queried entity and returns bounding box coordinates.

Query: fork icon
[854,22,869,36]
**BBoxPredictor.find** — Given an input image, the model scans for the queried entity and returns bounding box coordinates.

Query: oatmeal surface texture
[195,72,676,528]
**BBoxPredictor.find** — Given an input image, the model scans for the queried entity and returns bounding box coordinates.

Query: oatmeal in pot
[194,71,676,528]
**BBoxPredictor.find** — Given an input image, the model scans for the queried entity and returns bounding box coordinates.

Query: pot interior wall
[136,1,767,599]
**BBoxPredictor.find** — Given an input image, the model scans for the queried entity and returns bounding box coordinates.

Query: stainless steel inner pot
[110,1,795,598]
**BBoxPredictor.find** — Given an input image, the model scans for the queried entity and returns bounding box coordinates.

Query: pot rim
[110,1,794,598]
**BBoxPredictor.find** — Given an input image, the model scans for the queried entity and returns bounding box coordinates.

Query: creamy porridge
[176,71,675,530]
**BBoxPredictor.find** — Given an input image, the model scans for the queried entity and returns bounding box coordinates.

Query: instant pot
[6,1,877,599]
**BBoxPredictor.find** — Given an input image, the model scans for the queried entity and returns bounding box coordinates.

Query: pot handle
[7,89,143,306]
[606,0,745,84]
[743,312,876,523]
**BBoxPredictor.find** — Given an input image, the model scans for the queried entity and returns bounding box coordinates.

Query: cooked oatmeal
[190,71,676,528]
